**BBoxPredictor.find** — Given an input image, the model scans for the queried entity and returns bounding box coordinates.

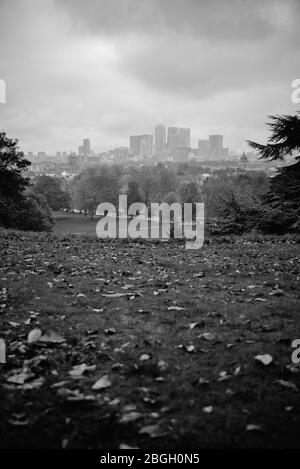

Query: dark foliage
[0,132,30,201]
[0,132,53,231]
[32,175,71,210]
[247,112,300,161]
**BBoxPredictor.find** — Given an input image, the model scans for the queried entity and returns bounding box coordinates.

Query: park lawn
[0,230,299,448]
[52,211,101,235]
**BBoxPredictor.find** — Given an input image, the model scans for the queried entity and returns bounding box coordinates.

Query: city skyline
[26,123,231,159]
[0,0,298,155]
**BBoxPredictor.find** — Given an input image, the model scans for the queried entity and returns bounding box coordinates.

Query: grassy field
[53,211,175,239]
[53,211,101,235]
[0,229,299,448]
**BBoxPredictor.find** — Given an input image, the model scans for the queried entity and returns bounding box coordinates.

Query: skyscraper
[79,139,91,159]
[167,127,179,149]
[198,140,210,157]
[209,135,223,159]
[179,128,191,148]
[140,135,153,157]
[130,135,153,157]
[130,136,141,156]
[155,124,166,152]
[83,139,90,155]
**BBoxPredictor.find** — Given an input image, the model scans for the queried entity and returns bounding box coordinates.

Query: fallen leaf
[198,332,216,341]
[139,354,150,362]
[68,364,96,377]
[203,406,213,413]
[119,444,139,449]
[276,379,298,392]
[101,293,125,298]
[7,370,34,385]
[27,328,42,344]
[185,345,196,353]
[139,424,162,438]
[119,411,142,424]
[246,424,263,432]
[92,375,112,390]
[255,354,273,366]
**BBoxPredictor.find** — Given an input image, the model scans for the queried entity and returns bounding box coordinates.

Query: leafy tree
[32,175,71,211]
[126,181,143,207]
[137,172,158,207]
[13,194,54,232]
[248,112,300,161]
[180,182,201,221]
[71,167,121,219]
[248,112,300,232]
[0,132,53,231]
[157,168,177,198]
[0,132,30,201]
[265,160,300,213]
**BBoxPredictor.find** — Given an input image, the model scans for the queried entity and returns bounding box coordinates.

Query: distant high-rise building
[155,124,166,152]
[130,135,142,156]
[130,135,153,157]
[198,140,210,157]
[83,139,90,155]
[140,135,153,157]
[167,127,179,149]
[179,128,190,148]
[209,135,223,159]
[79,139,91,159]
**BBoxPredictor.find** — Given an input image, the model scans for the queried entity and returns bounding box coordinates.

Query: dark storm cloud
[57,0,295,42]
[0,0,299,153]
[56,0,299,99]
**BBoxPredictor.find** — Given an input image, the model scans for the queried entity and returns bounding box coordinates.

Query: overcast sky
[0,0,299,154]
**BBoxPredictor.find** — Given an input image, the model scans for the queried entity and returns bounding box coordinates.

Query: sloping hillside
[0,231,299,448]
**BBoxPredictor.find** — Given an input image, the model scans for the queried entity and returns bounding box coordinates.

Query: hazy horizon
[0,0,299,154]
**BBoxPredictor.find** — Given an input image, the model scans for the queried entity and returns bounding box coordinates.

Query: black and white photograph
[0,0,300,455]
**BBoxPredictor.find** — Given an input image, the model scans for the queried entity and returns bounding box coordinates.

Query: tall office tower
[140,135,153,157]
[79,139,91,159]
[179,128,191,148]
[209,135,223,159]
[83,139,91,155]
[198,140,210,157]
[167,127,179,148]
[130,135,142,156]
[155,124,166,152]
